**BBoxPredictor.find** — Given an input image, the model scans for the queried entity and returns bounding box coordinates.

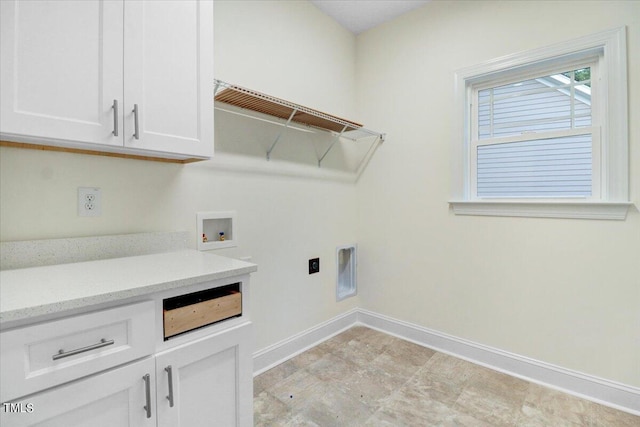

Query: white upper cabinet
[123,0,213,157]
[0,0,213,161]
[0,1,124,147]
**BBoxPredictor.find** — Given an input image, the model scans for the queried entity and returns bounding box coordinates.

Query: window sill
[448,200,633,220]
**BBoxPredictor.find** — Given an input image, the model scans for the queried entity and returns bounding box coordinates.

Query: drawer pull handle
[52,338,115,360]
[143,374,152,418]
[165,365,175,407]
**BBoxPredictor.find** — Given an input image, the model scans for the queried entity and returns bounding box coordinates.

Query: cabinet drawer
[0,301,155,402]
[163,283,241,339]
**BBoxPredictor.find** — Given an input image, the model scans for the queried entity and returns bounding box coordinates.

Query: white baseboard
[356,309,640,416]
[252,309,359,375]
[253,308,640,415]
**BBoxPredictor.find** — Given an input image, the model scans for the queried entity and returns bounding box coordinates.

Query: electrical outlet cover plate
[78,187,102,217]
[309,258,320,274]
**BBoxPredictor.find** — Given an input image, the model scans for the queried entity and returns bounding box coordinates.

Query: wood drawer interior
[163,283,242,339]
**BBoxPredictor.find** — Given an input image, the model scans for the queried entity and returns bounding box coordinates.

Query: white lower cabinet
[2,322,254,427]
[156,322,253,427]
[0,301,156,403]
[0,358,157,427]
[1,267,255,427]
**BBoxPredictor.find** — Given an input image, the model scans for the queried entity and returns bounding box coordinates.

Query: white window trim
[450,27,631,220]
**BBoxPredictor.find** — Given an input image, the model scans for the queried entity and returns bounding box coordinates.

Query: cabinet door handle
[143,374,152,418]
[132,104,140,140]
[165,365,175,407]
[52,338,114,360]
[112,99,119,136]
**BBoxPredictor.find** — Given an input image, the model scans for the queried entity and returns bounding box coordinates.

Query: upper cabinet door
[0,0,124,146]
[123,0,214,158]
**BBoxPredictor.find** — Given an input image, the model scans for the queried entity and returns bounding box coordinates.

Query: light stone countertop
[0,250,257,325]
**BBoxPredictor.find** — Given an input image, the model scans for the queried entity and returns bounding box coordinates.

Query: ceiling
[309,0,431,34]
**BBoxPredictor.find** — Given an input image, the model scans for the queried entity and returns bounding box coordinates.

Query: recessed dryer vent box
[336,244,357,301]
[197,211,237,250]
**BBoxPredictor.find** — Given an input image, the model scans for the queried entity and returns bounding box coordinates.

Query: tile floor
[254,326,639,426]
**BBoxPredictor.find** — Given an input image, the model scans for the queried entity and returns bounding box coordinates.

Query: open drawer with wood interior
[163,283,242,340]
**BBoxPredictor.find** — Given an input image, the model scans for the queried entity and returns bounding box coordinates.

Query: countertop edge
[0,252,258,327]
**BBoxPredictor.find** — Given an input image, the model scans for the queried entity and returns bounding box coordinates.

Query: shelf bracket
[267,108,298,160]
[214,80,222,97]
[318,125,348,167]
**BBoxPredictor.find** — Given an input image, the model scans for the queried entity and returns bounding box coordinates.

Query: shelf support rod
[318,125,348,167]
[267,108,298,160]
[355,134,385,181]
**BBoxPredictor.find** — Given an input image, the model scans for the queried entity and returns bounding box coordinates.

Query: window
[450,27,630,220]
[474,64,597,199]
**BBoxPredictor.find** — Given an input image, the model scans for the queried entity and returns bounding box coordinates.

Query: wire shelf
[213,79,385,175]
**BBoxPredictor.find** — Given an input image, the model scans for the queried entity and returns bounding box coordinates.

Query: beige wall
[355,0,640,387]
[0,0,360,350]
[214,0,356,117]
[1,0,638,389]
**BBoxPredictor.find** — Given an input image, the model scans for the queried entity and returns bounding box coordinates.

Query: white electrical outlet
[78,187,102,217]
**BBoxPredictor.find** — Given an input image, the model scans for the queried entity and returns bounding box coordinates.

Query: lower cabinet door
[155,322,253,427]
[0,357,156,427]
